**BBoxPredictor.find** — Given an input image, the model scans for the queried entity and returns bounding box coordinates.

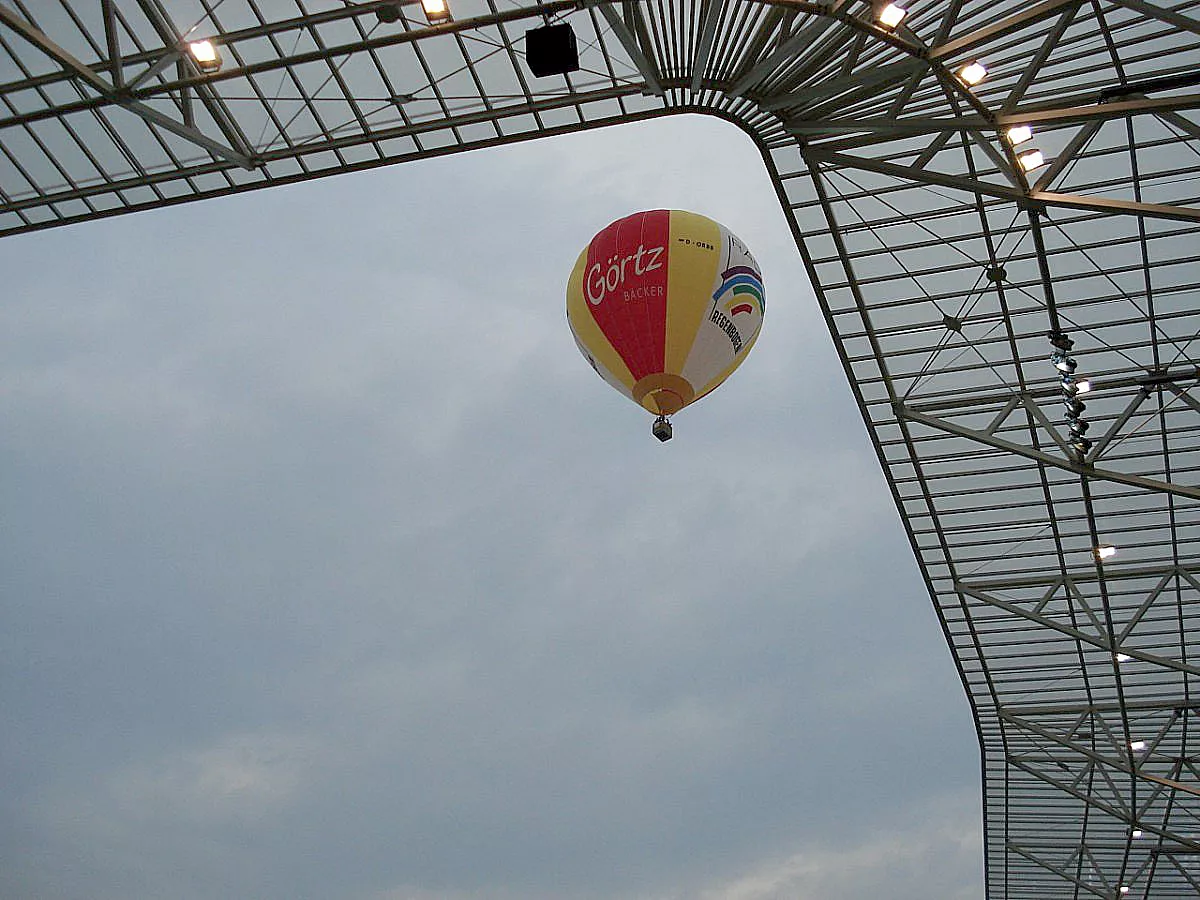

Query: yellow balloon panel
[566,210,764,418]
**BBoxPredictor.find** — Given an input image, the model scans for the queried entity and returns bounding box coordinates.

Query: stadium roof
[2,1,1198,896]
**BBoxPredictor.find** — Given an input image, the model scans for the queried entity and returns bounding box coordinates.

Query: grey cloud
[1,116,980,900]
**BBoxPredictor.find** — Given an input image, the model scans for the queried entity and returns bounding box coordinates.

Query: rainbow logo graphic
[714,266,765,317]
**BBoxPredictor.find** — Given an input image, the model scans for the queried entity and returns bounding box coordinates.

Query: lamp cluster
[907,45,1049,176]
[1049,330,1093,457]
[1005,124,1045,172]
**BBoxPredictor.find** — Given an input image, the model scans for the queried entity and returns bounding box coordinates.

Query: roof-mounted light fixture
[878,3,907,28]
[957,61,987,87]
[1018,148,1046,172]
[1054,355,1077,373]
[1096,545,1117,561]
[1049,330,1076,372]
[421,0,452,24]
[187,39,222,74]
[1129,740,1146,751]
[1050,330,1093,457]
[1063,377,1091,399]
[1005,125,1033,146]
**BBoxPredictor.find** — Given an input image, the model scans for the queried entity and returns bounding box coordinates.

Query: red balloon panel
[581,210,670,381]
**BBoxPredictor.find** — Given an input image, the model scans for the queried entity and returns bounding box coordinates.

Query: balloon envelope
[566,209,765,417]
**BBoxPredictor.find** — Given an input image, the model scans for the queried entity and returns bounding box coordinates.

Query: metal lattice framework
[2,1,1198,896]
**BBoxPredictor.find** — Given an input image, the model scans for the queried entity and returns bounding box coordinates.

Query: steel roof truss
[3,3,1198,894]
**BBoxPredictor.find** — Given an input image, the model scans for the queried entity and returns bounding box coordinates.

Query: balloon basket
[652,416,673,442]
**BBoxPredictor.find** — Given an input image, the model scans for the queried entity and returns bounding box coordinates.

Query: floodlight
[1120,887,1130,895]
[1096,544,1117,560]
[878,3,907,28]
[1048,330,1074,351]
[1075,379,1093,394]
[957,61,987,86]
[1116,653,1132,663]
[1052,351,1077,373]
[1005,124,1033,145]
[188,40,221,74]
[1129,740,1146,751]
[1018,148,1045,172]
[422,0,452,24]
[1132,830,1143,838]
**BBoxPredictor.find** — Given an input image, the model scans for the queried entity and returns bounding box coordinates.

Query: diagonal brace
[0,3,255,169]
[897,401,1200,502]
[588,0,664,95]
[956,581,1200,677]
[1003,709,1200,799]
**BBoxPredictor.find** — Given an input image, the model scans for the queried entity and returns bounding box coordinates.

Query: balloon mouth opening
[633,374,695,416]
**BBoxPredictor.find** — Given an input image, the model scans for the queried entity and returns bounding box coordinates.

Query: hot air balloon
[566,209,765,441]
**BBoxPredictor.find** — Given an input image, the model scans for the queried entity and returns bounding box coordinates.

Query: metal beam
[1106,0,1200,38]
[956,582,1200,677]
[785,93,1200,140]
[970,128,1025,189]
[897,402,1200,502]
[0,84,646,217]
[786,114,979,134]
[728,13,832,96]
[0,3,255,169]
[1086,385,1153,462]
[1118,569,1179,643]
[591,0,664,95]
[927,0,1080,62]
[100,0,122,88]
[764,59,926,112]
[131,0,256,167]
[1032,120,1102,191]
[1000,0,1083,114]
[1029,191,1200,224]
[961,562,1194,592]
[1160,110,1200,142]
[124,48,183,93]
[1007,842,1123,899]
[998,94,1200,127]
[1,0,581,107]
[804,146,1027,202]
[1003,698,1200,718]
[0,3,111,95]
[114,100,257,169]
[1009,757,1200,852]
[690,0,722,91]
[1004,710,1200,799]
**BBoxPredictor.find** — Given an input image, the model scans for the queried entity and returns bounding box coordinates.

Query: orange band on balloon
[633,373,695,415]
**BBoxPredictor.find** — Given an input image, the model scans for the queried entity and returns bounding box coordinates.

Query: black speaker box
[526,24,579,77]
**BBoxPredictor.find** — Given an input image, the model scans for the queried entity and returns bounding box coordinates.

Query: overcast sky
[1,115,983,900]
